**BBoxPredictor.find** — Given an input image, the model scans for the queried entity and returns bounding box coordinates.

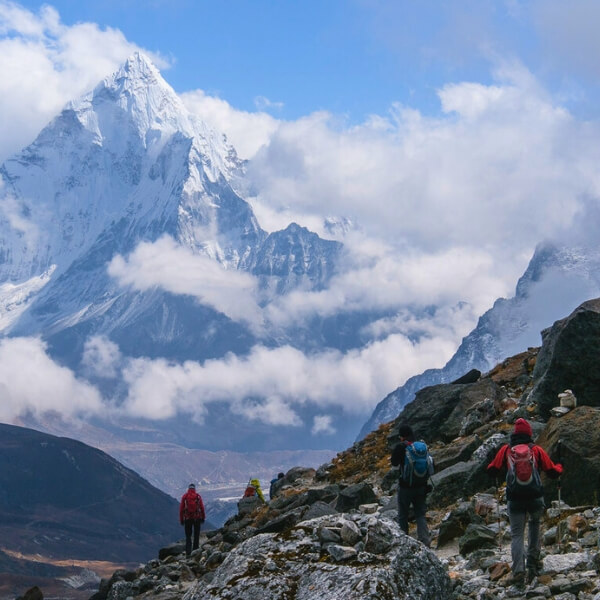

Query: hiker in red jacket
[179,483,206,556]
[487,418,562,586]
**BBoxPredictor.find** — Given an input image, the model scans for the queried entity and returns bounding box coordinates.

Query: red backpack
[243,485,257,498]
[506,443,543,499]
[183,491,203,519]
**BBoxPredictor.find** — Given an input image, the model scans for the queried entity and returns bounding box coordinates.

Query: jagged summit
[0,52,249,285]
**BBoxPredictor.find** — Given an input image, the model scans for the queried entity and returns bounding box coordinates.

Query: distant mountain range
[358,241,600,438]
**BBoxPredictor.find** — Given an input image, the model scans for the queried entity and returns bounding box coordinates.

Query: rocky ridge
[87,298,600,600]
[360,241,600,439]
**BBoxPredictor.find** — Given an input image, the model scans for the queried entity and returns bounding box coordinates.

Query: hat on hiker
[513,418,532,437]
[397,424,415,441]
[188,483,196,489]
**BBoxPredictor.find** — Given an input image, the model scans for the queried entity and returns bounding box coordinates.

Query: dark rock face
[438,502,483,547]
[16,586,43,600]
[535,406,600,506]
[431,435,481,472]
[391,379,504,444]
[452,369,481,385]
[428,433,506,508]
[529,298,600,417]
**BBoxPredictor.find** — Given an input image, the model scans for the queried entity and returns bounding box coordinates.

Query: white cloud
[312,415,336,435]
[108,236,263,330]
[121,333,457,425]
[82,335,122,379]
[0,0,167,161]
[0,192,39,243]
[254,95,284,111]
[0,336,103,420]
[244,64,600,303]
[181,89,280,159]
[231,396,302,427]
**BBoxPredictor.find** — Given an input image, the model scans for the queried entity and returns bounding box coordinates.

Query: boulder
[429,462,495,509]
[237,496,263,516]
[17,588,43,600]
[255,508,304,534]
[529,298,600,417]
[182,514,452,600]
[158,542,185,560]
[451,369,481,384]
[391,379,504,444]
[335,482,376,512]
[437,502,483,547]
[303,501,338,521]
[431,435,481,472]
[458,523,497,555]
[536,406,600,506]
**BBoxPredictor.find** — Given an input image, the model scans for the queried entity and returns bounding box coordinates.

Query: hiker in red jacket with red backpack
[179,483,206,556]
[487,418,563,586]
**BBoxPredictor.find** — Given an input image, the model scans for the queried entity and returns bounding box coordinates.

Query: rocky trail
[82,299,600,600]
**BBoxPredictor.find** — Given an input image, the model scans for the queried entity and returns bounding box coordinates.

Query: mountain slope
[0,423,181,563]
[359,240,600,438]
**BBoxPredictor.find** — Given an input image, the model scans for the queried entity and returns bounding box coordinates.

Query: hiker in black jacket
[390,424,431,547]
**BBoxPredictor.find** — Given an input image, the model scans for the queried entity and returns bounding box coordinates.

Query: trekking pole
[495,478,503,551]
[556,440,562,549]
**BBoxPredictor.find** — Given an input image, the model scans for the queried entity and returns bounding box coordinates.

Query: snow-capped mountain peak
[0,53,248,284]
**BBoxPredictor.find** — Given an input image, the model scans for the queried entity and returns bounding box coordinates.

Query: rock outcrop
[536,406,600,507]
[183,514,451,600]
[529,298,600,417]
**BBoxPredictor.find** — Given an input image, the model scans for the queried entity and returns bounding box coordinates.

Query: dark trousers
[397,485,430,547]
[507,499,544,574]
[184,519,202,556]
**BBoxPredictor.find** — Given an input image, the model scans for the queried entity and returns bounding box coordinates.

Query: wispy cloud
[108,236,263,330]
[181,89,279,159]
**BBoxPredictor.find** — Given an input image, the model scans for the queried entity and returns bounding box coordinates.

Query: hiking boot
[526,558,542,583]
[509,571,525,587]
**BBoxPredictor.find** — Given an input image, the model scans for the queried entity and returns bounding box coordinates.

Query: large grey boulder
[458,523,497,555]
[536,406,600,506]
[428,434,506,508]
[390,379,504,444]
[237,496,263,516]
[182,514,452,600]
[529,298,600,417]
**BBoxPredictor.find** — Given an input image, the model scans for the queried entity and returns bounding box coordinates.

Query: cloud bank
[0,337,103,421]
[108,236,263,329]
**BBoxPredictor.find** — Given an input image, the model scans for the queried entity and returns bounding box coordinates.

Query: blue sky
[13,0,600,122]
